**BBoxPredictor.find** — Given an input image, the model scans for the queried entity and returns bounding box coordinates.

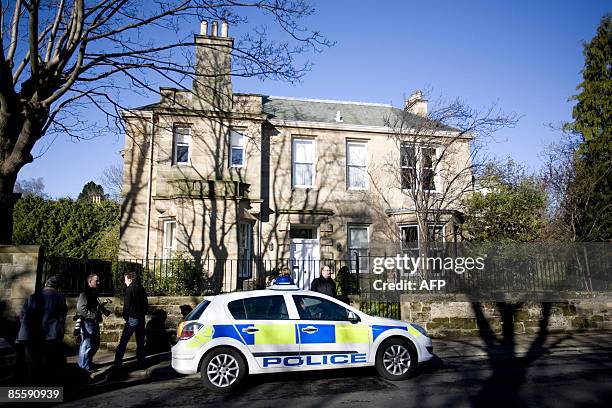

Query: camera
[72,314,81,336]
[98,298,113,317]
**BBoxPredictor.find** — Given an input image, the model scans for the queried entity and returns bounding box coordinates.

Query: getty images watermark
[371,254,486,291]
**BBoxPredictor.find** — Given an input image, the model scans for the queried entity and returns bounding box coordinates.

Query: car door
[227,294,300,369]
[291,294,371,368]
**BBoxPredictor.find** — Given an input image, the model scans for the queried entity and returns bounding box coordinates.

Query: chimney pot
[405,90,428,116]
[221,21,229,37]
[210,20,218,37]
[200,20,208,36]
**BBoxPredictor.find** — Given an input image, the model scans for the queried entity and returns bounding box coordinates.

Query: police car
[171,278,433,392]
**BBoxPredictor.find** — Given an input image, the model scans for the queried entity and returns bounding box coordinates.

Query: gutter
[144,111,155,261]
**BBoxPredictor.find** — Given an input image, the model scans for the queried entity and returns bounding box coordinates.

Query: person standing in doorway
[310,265,336,298]
[113,272,148,371]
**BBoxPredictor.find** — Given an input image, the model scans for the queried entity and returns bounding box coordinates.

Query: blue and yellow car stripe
[181,322,417,348]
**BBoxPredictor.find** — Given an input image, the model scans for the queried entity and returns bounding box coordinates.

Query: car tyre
[200,347,247,393]
[375,337,418,381]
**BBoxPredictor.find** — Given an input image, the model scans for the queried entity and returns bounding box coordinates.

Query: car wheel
[375,338,418,381]
[201,347,247,393]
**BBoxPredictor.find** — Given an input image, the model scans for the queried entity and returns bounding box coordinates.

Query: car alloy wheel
[383,344,410,376]
[375,338,418,381]
[201,347,247,393]
[207,353,240,388]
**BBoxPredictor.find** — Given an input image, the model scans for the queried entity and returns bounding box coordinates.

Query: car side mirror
[348,311,360,324]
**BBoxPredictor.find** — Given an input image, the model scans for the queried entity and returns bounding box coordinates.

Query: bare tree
[14,176,46,197]
[99,162,122,202]
[541,132,610,291]
[0,0,331,244]
[541,132,611,242]
[374,91,519,253]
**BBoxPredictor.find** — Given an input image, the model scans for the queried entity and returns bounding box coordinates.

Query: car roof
[212,288,324,302]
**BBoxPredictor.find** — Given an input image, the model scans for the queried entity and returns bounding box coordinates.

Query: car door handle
[242,327,259,333]
[301,326,318,334]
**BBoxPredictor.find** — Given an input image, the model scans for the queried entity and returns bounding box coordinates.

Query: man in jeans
[114,272,148,370]
[77,274,102,373]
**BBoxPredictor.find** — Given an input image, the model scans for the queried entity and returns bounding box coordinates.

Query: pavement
[53,330,612,407]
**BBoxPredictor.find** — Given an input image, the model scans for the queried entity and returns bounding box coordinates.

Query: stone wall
[64,296,205,351]
[400,293,612,338]
[0,246,43,341]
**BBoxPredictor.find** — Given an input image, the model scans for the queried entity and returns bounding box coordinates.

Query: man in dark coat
[310,265,336,298]
[77,273,102,373]
[113,272,148,370]
[17,275,68,383]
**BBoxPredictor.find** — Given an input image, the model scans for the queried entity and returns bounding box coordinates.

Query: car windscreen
[185,299,211,321]
[228,295,289,320]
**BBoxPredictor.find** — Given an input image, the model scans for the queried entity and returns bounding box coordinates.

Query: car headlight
[411,324,427,336]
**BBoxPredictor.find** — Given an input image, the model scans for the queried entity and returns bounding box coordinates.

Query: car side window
[292,295,350,321]
[228,295,289,320]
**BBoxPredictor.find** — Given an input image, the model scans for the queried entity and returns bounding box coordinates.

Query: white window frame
[400,144,439,193]
[421,147,438,192]
[400,223,446,252]
[427,224,446,243]
[292,138,315,188]
[173,126,191,165]
[348,226,370,274]
[162,220,176,259]
[400,144,416,191]
[399,225,419,252]
[230,129,245,168]
[346,141,368,190]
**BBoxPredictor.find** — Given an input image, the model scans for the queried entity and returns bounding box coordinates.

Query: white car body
[172,285,433,376]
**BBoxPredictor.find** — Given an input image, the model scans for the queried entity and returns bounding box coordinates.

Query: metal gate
[352,253,401,320]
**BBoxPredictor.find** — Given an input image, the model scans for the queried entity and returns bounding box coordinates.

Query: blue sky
[17,0,611,198]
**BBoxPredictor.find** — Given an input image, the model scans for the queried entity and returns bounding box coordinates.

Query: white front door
[238,223,253,278]
[289,239,321,290]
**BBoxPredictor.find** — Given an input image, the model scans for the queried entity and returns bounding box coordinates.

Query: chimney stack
[193,20,234,110]
[405,90,428,117]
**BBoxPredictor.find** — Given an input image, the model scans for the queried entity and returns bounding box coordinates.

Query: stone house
[119,21,473,290]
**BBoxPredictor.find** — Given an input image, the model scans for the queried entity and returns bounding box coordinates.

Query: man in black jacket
[114,272,148,370]
[310,265,336,298]
[17,275,67,383]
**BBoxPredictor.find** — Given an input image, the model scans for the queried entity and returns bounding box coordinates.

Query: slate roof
[131,94,454,131]
[262,96,454,131]
[262,96,406,127]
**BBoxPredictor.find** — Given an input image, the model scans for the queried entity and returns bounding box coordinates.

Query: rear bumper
[172,355,198,375]
[171,342,198,375]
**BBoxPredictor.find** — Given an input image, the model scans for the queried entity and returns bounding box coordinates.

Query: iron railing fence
[42,254,612,297]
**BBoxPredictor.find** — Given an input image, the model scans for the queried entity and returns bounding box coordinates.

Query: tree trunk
[0,172,19,244]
